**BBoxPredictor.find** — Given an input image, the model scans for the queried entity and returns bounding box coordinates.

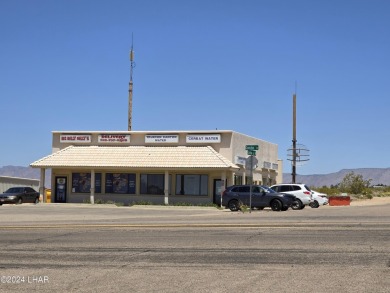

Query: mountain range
[283,168,390,187]
[1,165,389,188]
[0,165,51,187]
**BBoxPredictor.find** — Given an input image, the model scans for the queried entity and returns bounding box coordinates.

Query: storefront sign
[263,161,272,169]
[60,134,91,143]
[186,134,221,143]
[145,135,179,143]
[98,134,130,143]
[235,156,247,165]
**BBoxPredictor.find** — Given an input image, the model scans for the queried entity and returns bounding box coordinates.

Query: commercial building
[0,176,40,194]
[30,130,282,205]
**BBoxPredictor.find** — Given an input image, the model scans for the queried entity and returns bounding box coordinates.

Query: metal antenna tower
[287,89,310,183]
[128,34,135,131]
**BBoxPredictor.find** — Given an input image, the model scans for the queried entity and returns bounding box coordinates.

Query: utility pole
[292,93,297,183]
[128,34,135,131]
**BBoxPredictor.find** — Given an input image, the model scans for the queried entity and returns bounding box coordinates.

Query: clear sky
[1,0,389,175]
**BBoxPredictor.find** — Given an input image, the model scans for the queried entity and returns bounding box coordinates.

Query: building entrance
[55,177,67,203]
[213,179,224,205]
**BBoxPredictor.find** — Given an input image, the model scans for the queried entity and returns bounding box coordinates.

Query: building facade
[31,130,282,205]
[0,176,40,194]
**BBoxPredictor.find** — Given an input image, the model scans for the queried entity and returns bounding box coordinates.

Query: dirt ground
[349,196,390,206]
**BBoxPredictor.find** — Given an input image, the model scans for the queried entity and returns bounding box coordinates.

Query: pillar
[220,171,226,208]
[40,168,45,203]
[90,170,95,204]
[164,170,169,205]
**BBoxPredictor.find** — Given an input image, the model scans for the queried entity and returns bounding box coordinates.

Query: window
[105,173,136,194]
[234,175,243,185]
[238,186,250,192]
[175,175,208,196]
[141,174,165,195]
[279,185,292,192]
[72,173,101,193]
[253,186,261,193]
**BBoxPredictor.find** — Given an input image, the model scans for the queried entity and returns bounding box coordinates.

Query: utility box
[329,195,351,206]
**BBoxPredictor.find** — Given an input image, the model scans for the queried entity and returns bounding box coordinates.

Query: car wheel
[291,199,302,210]
[310,201,320,208]
[270,199,282,211]
[34,197,39,204]
[17,197,22,205]
[228,200,240,211]
[281,206,288,211]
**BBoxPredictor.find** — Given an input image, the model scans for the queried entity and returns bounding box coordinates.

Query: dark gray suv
[222,185,296,211]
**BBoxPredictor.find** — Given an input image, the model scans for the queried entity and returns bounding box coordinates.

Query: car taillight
[222,190,227,196]
[303,191,311,195]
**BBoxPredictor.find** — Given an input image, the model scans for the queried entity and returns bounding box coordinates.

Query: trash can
[45,189,52,203]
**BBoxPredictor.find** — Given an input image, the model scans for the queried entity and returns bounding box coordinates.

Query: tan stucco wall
[52,130,280,179]
[47,130,282,204]
[51,168,232,205]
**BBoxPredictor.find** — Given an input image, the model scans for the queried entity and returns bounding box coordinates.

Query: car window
[304,185,311,191]
[262,186,275,193]
[230,187,239,192]
[292,186,301,191]
[26,187,35,192]
[239,186,250,192]
[279,185,292,192]
[6,187,24,193]
[252,186,260,193]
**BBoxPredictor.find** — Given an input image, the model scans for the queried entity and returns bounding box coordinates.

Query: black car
[0,187,40,205]
[222,185,296,211]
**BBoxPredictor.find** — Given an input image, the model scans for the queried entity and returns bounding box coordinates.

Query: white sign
[145,135,179,143]
[235,156,247,165]
[186,134,221,143]
[60,134,91,143]
[98,134,130,143]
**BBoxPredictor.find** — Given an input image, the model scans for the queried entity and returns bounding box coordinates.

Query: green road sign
[247,150,256,156]
[245,145,259,151]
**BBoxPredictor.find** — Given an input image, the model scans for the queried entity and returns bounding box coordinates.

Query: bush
[131,200,153,206]
[338,172,372,195]
[313,186,339,196]
[83,199,122,205]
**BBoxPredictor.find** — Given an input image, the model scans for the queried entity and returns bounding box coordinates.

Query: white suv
[270,184,313,210]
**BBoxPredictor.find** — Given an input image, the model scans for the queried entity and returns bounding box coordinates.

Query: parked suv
[269,184,313,210]
[222,185,296,212]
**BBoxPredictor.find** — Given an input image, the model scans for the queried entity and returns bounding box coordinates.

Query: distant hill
[2,166,390,189]
[0,165,51,187]
[283,168,390,187]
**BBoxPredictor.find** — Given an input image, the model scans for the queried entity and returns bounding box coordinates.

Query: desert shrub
[313,186,339,196]
[131,200,153,205]
[338,172,372,195]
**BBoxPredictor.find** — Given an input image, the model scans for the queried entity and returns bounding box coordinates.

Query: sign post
[245,145,259,151]
[245,145,259,213]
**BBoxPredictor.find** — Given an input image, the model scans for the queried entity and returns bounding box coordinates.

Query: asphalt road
[0,203,389,293]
